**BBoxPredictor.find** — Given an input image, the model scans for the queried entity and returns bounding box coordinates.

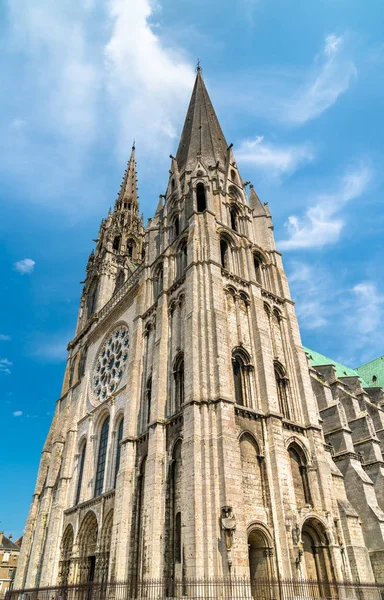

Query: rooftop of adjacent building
[304,346,384,389]
[0,533,22,551]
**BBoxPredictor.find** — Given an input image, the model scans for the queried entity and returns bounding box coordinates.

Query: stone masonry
[14,69,384,590]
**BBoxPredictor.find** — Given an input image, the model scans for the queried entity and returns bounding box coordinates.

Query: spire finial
[196,58,202,73]
[132,139,135,150]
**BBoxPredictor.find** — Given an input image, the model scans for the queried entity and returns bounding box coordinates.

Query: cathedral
[14,68,384,592]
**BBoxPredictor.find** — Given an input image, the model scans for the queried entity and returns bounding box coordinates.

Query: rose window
[93,325,129,400]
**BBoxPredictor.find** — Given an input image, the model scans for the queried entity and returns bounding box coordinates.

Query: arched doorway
[99,510,113,582]
[248,528,273,581]
[77,511,98,583]
[59,525,74,585]
[301,519,335,592]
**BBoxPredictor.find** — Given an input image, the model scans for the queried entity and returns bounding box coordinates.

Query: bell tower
[76,145,144,333]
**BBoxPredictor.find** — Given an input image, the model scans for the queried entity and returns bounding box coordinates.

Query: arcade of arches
[59,510,113,585]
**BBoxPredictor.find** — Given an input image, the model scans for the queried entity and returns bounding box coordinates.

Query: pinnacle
[176,69,228,173]
[115,145,139,209]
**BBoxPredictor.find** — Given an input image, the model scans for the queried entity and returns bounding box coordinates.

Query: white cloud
[236,136,314,179]
[0,358,12,375]
[346,282,384,342]
[13,410,23,417]
[10,118,27,129]
[30,332,71,362]
[0,334,11,341]
[288,261,329,330]
[278,163,372,250]
[14,258,35,274]
[105,0,195,154]
[284,34,357,125]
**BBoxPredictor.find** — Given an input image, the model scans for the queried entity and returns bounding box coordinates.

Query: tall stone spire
[176,67,228,173]
[115,144,138,212]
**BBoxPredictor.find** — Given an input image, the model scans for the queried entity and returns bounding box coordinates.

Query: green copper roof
[303,346,369,387]
[355,355,384,389]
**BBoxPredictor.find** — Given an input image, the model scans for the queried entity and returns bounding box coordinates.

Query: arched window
[274,363,291,419]
[232,353,245,405]
[175,512,182,563]
[229,205,239,232]
[253,254,263,285]
[78,346,87,379]
[114,270,125,294]
[146,376,152,424]
[69,356,76,387]
[173,216,180,239]
[173,353,184,412]
[112,236,121,251]
[171,178,175,190]
[94,416,110,497]
[75,443,86,504]
[177,241,188,279]
[114,418,124,487]
[232,349,253,407]
[231,169,237,182]
[220,238,229,270]
[87,280,98,317]
[154,264,163,300]
[288,444,312,507]
[126,239,134,259]
[196,183,207,212]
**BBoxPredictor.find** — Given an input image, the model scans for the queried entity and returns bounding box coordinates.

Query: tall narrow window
[127,239,134,259]
[254,255,263,285]
[112,236,121,251]
[154,265,163,300]
[78,346,87,379]
[232,354,244,405]
[288,445,312,507]
[196,183,206,212]
[69,356,76,387]
[114,270,125,293]
[177,241,188,279]
[174,354,184,412]
[174,216,180,238]
[87,280,98,317]
[114,419,124,487]
[229,205,238,232]
[220,239,229,269]
[274,363,291,420]
[76,443,86,504]
[146,376,152,424]
[94,416,110,497]
[175,512,182,563]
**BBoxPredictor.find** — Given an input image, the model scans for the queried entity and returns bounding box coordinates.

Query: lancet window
[75,442,86,505]
[232,348,253,407]
[112,236,121,251]
[146,376,152,424]
[274,362,291,419]
[288,443,312,507]
[94,416,110,497]
[154,264,164,300]
[173,353,185,412]
[196,183,207,212]
[177,240,188,279]
[114,418,124,487]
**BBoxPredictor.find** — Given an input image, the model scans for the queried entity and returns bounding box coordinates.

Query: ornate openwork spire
[175,69,228,173]
[115,144,138,210]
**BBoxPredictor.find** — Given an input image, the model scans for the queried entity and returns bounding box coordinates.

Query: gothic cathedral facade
[15,69,384,589]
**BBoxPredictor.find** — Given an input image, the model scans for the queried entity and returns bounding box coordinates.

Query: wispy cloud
[288,260,384,366]
[0,334,11,341]
[278,163,372,250]
[13,410,23,417]
[236,136,314,179]
[105,0,195,155]
[0,358,12,375]
[14,258,36,274]
[288,261,329,330]
[284,34,357,125]
[29,331,71,362]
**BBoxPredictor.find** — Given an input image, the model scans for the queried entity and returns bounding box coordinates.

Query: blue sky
[1,0,383,538]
